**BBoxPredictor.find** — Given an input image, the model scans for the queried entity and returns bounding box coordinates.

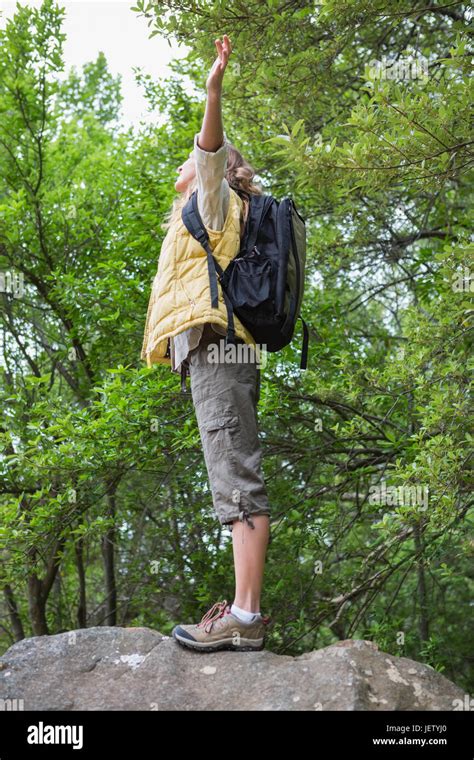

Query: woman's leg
[231,514,270,612]
[188,327,271,605]
[172,329,272,650]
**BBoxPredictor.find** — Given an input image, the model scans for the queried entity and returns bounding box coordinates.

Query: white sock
[231,603,261,623]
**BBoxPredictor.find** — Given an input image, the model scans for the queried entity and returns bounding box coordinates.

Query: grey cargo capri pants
[186,322,271,537]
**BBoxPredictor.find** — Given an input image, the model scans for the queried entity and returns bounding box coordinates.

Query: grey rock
[0,628,465,711]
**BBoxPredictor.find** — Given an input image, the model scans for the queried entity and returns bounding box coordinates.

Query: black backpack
[179,189,309,391]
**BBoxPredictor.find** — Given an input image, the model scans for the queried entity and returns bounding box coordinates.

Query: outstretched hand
[206,34,232,94]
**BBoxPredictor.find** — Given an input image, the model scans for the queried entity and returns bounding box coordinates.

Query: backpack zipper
[289,200,302,316]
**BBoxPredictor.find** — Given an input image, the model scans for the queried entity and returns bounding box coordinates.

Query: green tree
[0,0,472,693]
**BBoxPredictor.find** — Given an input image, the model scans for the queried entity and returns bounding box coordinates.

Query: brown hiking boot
[172,600,271,652]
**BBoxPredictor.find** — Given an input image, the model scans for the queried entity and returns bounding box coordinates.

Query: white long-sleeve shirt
[170,131,231,375]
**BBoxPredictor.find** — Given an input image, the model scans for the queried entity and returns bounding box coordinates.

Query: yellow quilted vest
[140,187,257,368]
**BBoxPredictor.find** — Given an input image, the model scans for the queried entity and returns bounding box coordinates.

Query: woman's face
[175,150,196,193]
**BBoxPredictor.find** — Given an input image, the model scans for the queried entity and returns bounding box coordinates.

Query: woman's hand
[206,34,232,95]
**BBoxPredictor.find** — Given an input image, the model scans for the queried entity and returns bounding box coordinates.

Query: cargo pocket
[202,411,241,483]
[200,410,242,514]
[204,411,241,451]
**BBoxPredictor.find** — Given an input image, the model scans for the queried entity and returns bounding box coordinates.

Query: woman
[141,35,271,652]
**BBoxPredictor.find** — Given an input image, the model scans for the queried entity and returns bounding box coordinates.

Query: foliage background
[0,0,472,691]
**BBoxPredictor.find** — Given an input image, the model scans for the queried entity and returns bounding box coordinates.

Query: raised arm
[197,35,232,152]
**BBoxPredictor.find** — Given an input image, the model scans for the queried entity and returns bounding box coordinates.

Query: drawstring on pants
[239,509,255,545]
[228,511,272,546]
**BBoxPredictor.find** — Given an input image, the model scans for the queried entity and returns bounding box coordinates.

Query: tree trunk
[27,574,49,636]
[27,537,67,637]
[101,482,117,626]
[75,538,87,628]
[3,584,25,641]
[414,522,429,643]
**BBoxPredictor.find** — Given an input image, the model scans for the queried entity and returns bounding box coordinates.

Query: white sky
[0,0,190,129]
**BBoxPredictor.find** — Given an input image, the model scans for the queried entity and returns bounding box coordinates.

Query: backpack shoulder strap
[243,194,272,255]
[181,189,237,346]
[181,190,223,308]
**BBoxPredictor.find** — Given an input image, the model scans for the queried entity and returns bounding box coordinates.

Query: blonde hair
[161,141,264,233]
